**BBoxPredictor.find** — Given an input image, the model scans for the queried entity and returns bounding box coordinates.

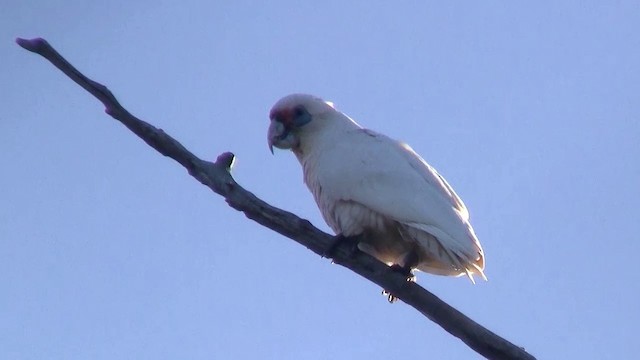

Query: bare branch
[16,37,536,360]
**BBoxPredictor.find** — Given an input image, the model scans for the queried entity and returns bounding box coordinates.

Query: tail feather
[398,223,486,281]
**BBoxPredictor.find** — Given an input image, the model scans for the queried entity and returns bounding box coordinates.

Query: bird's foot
[322,233,361,259]
[382,289,398,303]
[389,264,416,281]
[382,265,416,303]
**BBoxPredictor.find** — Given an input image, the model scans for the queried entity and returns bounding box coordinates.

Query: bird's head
[267,94,336,153]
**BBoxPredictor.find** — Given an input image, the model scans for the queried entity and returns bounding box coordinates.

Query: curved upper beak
[267,119,286,154]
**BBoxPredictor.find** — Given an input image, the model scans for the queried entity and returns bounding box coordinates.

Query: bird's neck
[293,112,361,161]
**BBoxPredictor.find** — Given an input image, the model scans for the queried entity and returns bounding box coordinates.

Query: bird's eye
[293,106,305,117]
[290,106,312,127]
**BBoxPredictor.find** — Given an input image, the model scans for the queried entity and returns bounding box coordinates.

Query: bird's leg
[390,250,419,281]
[388,265,415,280]
[322,233,362,259]
[383,267,415,303]
[383,250,419,303]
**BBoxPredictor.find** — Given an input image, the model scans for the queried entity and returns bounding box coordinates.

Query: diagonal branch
[16,37,536,360]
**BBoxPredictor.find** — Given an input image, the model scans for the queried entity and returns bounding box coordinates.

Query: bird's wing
[317,128,483,266]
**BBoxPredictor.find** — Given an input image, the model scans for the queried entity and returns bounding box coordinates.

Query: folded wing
[317,129,485,279]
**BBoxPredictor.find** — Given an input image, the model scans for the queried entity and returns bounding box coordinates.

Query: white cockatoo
[267,94,485,282]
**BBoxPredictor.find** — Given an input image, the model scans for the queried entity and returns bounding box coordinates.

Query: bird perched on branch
[267,94,486,289]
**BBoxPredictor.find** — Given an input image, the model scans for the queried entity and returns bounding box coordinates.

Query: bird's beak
[267,119,286,154]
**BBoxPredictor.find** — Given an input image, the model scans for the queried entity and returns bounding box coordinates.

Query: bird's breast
[300,151,386,235]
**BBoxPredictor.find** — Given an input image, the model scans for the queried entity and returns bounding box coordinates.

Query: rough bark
[16,37,536,360]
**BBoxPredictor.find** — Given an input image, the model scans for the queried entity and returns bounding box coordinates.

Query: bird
[267,94,486,289]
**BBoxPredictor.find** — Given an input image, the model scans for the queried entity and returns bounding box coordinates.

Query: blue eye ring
[292,106,312,127]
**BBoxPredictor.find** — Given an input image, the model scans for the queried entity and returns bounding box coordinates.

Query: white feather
[271,94,486,281]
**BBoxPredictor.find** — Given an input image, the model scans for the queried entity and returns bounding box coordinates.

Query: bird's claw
[389,264,416,282]
[322,233,361,259]
[382,265,416,303]
[382,289,398,303]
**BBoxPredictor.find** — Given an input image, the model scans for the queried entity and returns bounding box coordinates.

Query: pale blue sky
[2,1,639,359]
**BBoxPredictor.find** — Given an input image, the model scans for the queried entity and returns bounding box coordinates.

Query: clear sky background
[2,2,639,359]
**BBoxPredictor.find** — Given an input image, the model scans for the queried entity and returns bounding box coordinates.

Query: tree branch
[16,37,536,360]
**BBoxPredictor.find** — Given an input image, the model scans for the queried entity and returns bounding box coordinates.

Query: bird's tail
[399,223,486,282]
